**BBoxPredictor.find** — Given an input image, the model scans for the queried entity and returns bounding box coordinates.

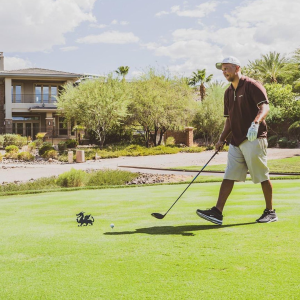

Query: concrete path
[1,148,299,184]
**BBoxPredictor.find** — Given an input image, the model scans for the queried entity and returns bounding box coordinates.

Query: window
[58,117,68,135]
[35,84,58,103]
[11,84,23,103]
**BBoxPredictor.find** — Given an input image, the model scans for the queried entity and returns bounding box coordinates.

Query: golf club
[151,143,225,219]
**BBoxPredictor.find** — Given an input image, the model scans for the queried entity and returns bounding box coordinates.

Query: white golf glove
[246,122,259,142]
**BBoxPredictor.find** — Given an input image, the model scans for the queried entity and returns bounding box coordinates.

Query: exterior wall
[165,127,194,147]
[0,82,5,133]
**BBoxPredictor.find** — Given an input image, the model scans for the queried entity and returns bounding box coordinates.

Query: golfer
[196,56,278,225]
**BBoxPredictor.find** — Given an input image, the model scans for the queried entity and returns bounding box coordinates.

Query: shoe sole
[256,217,278,223]
[196,211,222,225]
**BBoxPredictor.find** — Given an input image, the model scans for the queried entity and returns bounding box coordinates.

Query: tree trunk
[157,126,167,145]
[200,84,205,101]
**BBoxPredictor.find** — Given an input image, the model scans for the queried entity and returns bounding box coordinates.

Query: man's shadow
[104,222,256,236]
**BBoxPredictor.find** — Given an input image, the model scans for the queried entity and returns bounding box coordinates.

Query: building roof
[0,68,82,78]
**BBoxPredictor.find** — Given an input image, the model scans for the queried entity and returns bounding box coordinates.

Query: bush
[58,141,67,151]
[56,168,87,187]
[267,135,278,148]
[5,145,19,153]
[28,142,36,152]
[36,132,47,140]
[0,152,3,161]
[65,139,78,148]
[87,170,138,186]
[287,140,298,148]
[278,137,288,148]
[3,134,27,147]
[288,121,300,140]
[33,139,43,148]
[42,150,58,159]
[0,135,4,148]
[17,152,35,161]
[39,142,54,156]
[166,137,175,146]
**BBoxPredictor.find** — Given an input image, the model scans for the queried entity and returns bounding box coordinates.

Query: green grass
[0,180,300,299]
[174,156,300,174]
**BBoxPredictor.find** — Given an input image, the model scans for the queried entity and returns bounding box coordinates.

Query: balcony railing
[12,94,58,104]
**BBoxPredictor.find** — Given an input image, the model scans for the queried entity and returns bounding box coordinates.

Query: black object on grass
[151,143,225,220]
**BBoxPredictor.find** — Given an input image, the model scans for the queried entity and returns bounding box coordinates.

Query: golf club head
[151,213,165,219]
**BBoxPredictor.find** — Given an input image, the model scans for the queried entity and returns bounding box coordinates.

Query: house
[0,52,83,144]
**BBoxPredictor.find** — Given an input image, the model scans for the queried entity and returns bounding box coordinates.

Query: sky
[1,0,299,81]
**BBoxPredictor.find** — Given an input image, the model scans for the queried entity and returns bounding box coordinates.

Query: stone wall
[165,127,194,147]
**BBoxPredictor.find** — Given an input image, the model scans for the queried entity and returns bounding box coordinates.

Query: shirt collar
[228,75,246,90]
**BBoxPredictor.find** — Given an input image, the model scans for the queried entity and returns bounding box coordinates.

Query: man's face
[221,63,238,82]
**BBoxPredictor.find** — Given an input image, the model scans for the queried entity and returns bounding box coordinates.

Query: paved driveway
[1,148,299,184]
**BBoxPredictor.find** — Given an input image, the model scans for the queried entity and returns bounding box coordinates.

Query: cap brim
[215,63,222,70]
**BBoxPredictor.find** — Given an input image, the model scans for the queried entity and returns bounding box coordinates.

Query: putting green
[0,180,299,299]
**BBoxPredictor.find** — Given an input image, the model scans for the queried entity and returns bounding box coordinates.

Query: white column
[5,78,12,119]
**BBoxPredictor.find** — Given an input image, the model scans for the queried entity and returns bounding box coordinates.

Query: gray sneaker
[256,209,278,223]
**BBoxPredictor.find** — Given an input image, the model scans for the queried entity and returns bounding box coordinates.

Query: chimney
[0,52,4,71]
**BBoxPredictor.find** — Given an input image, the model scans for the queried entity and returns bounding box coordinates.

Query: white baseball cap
[216,56,241,70]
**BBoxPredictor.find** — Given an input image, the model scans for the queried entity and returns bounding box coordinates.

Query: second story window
[35,84,58,104]
[11,84,22,103]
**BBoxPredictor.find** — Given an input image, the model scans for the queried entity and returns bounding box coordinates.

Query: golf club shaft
[163,145,224,217]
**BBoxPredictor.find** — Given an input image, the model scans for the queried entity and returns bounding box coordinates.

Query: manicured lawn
[175,156,300,173]
[0,180,300,299]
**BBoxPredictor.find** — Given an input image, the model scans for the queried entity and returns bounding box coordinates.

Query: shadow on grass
[104,222,256,236]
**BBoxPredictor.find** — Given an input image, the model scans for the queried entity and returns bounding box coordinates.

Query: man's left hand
[247,122,259,141]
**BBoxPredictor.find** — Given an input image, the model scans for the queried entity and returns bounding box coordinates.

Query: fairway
[1,180,300,300]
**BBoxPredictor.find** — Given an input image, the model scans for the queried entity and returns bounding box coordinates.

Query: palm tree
[188,69,213,101]
[115,66,130,81]
[247,52,296,84]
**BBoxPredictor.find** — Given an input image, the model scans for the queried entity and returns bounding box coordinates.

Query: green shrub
[66,139,78,148]
[56,168,87,187]
[35,132,47,140]
[267,135,278,148]
[5,152,18,159]
[58,141,67,151]
[33,139,43,148]
[288,121,300,140]
[4,134,19,147]
[15,136,27,147]
[28,141,36,150]
[17,152,35,161]
[0,152,3,161]
[87,170,138,186]
[278,137,288,148]
[0,135,4,148]
[5,145,19,153]
[39,142,54,156]
[42,150,58,159]
[287,140,298,148]
[166,137,175,146]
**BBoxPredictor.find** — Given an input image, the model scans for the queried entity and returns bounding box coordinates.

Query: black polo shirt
[224,76,269,147]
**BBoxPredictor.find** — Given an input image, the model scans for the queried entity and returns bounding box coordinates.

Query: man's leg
[261,179,273,210]
[216,179,235,212]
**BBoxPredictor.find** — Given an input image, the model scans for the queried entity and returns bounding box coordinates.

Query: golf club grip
[164,144,224,215]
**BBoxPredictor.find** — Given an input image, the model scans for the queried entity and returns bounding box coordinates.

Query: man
[196,56,278,225]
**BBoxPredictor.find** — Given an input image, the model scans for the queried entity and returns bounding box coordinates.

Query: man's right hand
[215,140,225,151]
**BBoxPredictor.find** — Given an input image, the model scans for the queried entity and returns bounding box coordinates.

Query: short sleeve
[249,80,269,107]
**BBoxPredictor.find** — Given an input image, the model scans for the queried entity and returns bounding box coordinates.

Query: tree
[246,52,297,84]
[189,69,213,101]
[129,69,196,147]
[192,84,227,145]
[57,75,129,148]
[115,66,130,81]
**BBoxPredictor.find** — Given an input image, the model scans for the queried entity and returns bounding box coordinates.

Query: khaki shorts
[224,138,269,184]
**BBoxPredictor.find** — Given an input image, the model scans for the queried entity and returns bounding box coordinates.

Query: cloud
[0,0,96,52]
[155,2,218,18]
[90,24,108,29]
[60,46,79,52]
[4,57,34,70]
[148,0,300,79]
[77,31,139,44]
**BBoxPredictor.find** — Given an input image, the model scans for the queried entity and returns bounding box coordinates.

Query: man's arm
[254,103,269,124]
[215,117,231,151]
